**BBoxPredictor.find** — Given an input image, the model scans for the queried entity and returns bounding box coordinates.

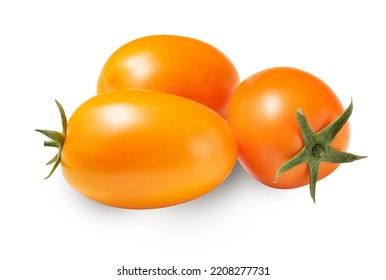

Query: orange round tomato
[227,67,350,189]
[56,89,237,209]
[97,35,240,118]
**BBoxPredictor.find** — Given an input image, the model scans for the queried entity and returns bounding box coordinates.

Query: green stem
[44,140,60,148]
[36,100,67,179]
[275,99,366,202]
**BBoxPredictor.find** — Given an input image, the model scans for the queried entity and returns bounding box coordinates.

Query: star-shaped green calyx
[275,99,366,203]
[35,100,67,179]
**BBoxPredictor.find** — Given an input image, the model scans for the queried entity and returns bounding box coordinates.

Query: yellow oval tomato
[228,67,349,189]
[58,89,237,209]
[97,35,240,118]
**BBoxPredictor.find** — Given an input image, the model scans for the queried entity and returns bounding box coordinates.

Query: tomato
[227,67,359,199]
[37,89,237,209]
[97,35,240,118]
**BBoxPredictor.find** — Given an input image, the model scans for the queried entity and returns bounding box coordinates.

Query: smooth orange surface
[61,89,237,209]
[227,67,350,189]
[97,35,240,118]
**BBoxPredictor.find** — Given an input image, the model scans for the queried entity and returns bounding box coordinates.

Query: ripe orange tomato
[56,89,237,209]
[97,35,240,118]
[227,67,350,189]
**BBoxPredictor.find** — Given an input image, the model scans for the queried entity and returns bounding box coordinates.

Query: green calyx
[275,99,366,203]
[35,100,67,179]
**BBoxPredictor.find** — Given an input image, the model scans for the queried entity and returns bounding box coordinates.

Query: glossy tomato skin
[97,35,240,118]
[227,67,350,189]
[61,89,237,209]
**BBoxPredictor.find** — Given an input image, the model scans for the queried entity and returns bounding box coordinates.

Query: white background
[1,1,384,279]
